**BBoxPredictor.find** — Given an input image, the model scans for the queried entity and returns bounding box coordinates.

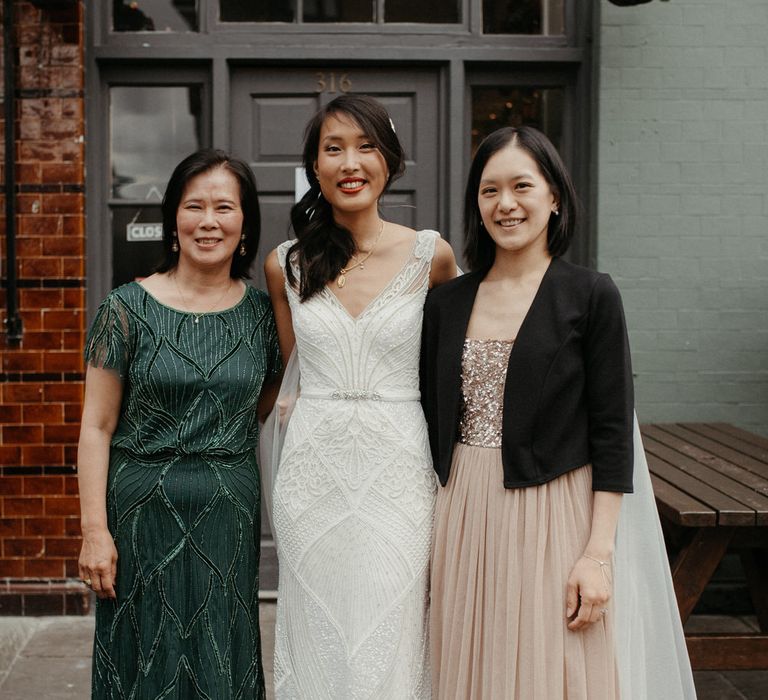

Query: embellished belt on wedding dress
[300,388,421,402]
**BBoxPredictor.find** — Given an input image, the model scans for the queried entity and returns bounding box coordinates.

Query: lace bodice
[458,338,514,448]
[277,230,439,399]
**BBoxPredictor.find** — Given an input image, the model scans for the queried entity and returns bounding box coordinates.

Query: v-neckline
[323,232,421,321]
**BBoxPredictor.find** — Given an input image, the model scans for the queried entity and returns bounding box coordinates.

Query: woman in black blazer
[421,127,633,699]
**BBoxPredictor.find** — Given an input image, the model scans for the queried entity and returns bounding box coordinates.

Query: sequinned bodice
[458,338,514,448]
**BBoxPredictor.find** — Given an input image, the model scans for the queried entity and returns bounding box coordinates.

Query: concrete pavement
[0,604,276,699]
[0,606,766,698]
[0,616,92,698]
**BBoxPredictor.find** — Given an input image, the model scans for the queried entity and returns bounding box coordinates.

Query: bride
[264,94,455,698]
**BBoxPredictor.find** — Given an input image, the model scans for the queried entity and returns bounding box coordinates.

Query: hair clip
[389,118,396,133]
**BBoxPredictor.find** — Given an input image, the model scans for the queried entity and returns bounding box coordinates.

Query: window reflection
[218,0,462,24]
[113,1,198,32]
[220,0,296,22]
[483,0,564,35]
[385,0,460,23]
[471,86,564,153]
[110,86,202,200]
[304,0,373,22]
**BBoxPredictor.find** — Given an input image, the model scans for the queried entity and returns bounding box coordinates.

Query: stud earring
[239,234,246,256]
[171,233,179,253]
[553,208,560,216]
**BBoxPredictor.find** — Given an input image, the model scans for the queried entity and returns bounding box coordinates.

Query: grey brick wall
[598,0,768,436]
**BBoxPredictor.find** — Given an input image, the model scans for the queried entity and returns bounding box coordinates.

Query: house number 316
[315,72,352,94]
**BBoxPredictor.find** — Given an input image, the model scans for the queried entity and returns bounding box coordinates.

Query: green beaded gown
[84,282,280,700]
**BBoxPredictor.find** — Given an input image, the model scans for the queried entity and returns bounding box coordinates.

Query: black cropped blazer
[420,257,634,492]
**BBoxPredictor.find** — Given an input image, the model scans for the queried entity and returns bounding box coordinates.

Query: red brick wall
[0,1,86,611]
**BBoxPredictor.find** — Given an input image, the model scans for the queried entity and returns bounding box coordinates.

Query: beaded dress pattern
[84,282,280,700]
[273,230,439,699]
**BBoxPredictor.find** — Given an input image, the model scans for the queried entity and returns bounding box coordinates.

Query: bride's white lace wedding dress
[272,230,439,699]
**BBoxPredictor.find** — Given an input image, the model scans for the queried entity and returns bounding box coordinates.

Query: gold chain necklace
[172,273,233,324]
[337,220,385,289]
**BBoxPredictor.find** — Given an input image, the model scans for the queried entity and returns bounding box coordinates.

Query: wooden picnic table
[642,422,768,670]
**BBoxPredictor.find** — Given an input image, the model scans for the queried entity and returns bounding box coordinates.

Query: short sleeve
[84,292,131,377]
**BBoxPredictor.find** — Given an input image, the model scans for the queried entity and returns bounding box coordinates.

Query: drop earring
[171,233,179,253]
[239,234,246,256]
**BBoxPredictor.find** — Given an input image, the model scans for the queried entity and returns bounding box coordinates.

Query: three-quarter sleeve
[584,273,635,493]
[84,292,131,377]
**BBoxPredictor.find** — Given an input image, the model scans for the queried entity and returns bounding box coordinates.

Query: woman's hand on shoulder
[430,237,458,289]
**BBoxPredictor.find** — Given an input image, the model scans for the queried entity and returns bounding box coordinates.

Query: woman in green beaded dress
[77,149,280,699]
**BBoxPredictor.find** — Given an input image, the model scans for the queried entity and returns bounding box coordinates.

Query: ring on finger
[83,578,92,587]
[600,608,608,616]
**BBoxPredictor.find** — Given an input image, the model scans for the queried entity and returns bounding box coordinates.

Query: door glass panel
[111,205,165,286]
[385,0,460,23]
[220,0,296,22]
[110,85,203,286]
[110,86,202,200]
[471,86,565,153]
[483,0,564,35]
[304,0,373,23]
[113,0,198,32]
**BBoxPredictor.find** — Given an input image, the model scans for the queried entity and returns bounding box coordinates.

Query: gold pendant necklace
[173,274,233,324]
[337,220,385,289]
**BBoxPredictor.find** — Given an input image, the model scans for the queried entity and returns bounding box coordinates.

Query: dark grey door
[230,65,441,594]
[230,65,442,289]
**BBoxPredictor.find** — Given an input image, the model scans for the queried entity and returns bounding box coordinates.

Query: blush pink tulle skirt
[430,443,620,700]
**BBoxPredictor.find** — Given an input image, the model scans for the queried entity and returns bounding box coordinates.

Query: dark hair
[463,126,579,271]
[285,94,406,301]
[157,148,261,278]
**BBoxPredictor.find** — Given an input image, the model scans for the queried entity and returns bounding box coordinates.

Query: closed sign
[127,223,163,242]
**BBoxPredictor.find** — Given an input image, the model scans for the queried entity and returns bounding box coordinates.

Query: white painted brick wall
[598,0,768,436]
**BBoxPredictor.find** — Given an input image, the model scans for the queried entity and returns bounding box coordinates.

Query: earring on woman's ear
[171,233,179,253]
[553,207,560,216]
[239,234,246,256]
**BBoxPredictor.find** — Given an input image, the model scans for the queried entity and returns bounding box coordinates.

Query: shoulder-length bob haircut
[285,94,406,301]
[157,148,261,279]
[463,126,579,272]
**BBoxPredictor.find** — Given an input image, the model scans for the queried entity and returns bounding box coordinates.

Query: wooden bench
[642,422,768,670]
